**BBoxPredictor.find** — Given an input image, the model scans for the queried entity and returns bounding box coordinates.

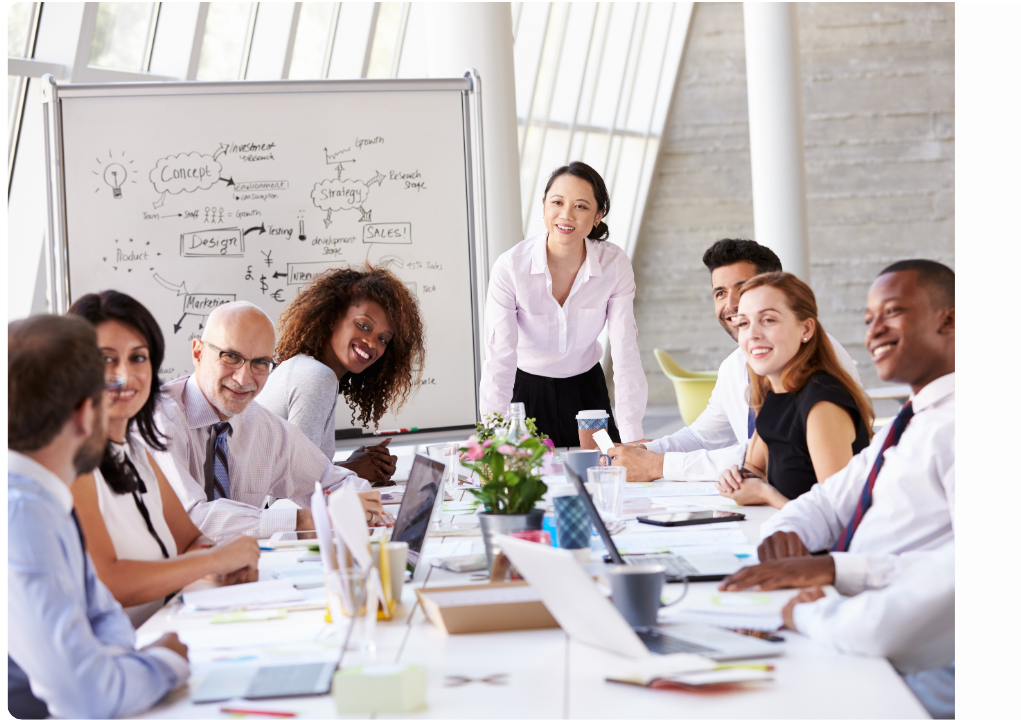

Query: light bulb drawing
[104,163,127,199]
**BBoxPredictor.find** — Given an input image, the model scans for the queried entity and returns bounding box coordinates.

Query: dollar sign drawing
[260,275,268,294]
[245,265,253,281]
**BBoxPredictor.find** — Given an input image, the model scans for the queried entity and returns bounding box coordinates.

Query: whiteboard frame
[41,74,486,428]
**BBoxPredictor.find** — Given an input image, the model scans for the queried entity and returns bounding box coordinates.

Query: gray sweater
[256,354,340,459]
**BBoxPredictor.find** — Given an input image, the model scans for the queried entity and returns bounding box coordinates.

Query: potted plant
[471,412,553,484]
[460,431,553,569]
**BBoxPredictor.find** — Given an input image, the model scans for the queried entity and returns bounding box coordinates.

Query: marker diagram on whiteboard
[58,88,478,432]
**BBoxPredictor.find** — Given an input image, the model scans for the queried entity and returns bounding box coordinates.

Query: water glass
[587,466,625,521]
[426,442,460,486]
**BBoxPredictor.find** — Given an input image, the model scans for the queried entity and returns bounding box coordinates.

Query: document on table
[623,484,720,498]
[182,579,305,611]
[666,588,810,631]
[614,528,750,551]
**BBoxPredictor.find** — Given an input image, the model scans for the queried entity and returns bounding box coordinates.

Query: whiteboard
[44,78,483,435]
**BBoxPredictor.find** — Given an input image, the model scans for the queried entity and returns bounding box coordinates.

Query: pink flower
[466,445,484,461]
[520,433,531,441]
[497,444,516,456]
[542,438,555,448]
[464,435,480,449]
[482,439,494,448]
[516,448,532,458]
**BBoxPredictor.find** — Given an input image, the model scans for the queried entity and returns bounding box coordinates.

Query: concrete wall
[629,2,954,406]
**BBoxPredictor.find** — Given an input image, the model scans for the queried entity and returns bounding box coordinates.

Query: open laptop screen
[390,454,444,571]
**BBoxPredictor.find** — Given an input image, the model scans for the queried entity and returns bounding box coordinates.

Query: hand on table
[143,632,188,661]
[758,530,811,561]
[338,438,396,483]
[605,444,665,482]
[358,491,394,526]
[781,586,826,632]
[208,534,261,582]
[217,565,259,585]
[718,555,836,592]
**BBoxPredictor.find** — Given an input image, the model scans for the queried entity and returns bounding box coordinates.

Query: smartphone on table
[636,510,745,527]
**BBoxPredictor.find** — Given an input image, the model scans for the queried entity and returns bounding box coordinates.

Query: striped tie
[832,401,914,552]
[211,422,231,500]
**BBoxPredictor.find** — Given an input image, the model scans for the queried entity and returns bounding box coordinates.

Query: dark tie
[832,401,914,552]
[210,422,231,500]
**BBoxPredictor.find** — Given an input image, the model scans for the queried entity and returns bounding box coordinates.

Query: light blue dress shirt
[8,451,188,719]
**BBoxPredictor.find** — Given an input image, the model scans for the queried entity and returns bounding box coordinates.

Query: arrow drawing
[323,208,333,228]
[154,273,188,296]
[173,313,187,334]
[244,223,266,236]
[213,143,228,160]
[366,170,385,189]
[272,271,287,279]
[153,191,167,208]
[160,213,181,219]
[218,176,235,187]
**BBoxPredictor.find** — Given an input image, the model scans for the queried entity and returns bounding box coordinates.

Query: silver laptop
[565,470,741,582]
[390,453,446,581]
[499,536,782,662]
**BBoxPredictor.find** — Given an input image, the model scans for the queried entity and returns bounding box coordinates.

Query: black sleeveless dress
[756,372,870,501]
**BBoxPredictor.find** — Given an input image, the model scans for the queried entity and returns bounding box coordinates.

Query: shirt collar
[7,450,74,513]
[528,234,603,279]
[183,374,235,431]
[909,372,955,413]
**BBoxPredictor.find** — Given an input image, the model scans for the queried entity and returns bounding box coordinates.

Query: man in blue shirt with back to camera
[8,314,190,719]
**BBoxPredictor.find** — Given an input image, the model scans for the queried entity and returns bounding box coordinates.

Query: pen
[220,708,296,717]
[714,663,775,671]
[375,427,418,435]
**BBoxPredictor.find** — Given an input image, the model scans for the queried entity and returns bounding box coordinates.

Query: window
[89,2,158,72]
[196,2,256,81]
[288,2,338,80]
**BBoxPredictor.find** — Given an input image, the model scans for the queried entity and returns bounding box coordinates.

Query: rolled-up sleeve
[479,256,521,418]
[605,256,647,442]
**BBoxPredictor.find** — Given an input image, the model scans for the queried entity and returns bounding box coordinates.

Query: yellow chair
[653,349,719,426]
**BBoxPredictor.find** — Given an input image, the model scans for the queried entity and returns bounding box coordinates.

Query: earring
[802,337,809,343]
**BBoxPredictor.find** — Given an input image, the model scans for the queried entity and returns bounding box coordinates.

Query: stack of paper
[666,589,802,631]
[182,579,305,611]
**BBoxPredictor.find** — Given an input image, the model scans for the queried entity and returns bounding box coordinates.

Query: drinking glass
[426,442,461,486]
[587,466,626,522]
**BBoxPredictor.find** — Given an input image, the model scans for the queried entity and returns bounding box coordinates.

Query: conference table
[137,472,928,719]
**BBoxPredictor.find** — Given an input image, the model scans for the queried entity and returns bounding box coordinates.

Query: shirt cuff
[644,438,664,453]
[661,452,685,481]
[259,507,298,537]
[146,646,191,689]
[831,552,868,596]
[617,423,644,445]
[791,598,832,639]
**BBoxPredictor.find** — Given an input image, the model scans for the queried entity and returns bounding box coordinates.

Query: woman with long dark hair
[479,161,648,447]
[69,291,261,627]
[258,265,426,483]
[717,272,874,508]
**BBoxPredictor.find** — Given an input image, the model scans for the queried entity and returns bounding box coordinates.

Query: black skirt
[511,363,621,448]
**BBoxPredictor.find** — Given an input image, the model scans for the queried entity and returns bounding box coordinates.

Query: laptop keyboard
[636,628,716,656]
[244,663,334,699]
[624,554,698,579]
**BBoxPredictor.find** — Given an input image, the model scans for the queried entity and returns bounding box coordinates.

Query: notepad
[182,579,304,610]
[624,485,720,497]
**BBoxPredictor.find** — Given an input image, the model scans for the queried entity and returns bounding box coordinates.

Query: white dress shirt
[152,375,369,542]
[479,234,648,442]
[793,541,954,675]
[760,373,955,595]
[645,334,861,480]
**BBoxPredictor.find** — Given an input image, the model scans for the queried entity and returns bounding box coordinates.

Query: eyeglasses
[202,341,276,375]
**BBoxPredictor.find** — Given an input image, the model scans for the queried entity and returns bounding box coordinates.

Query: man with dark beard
[608,238,860,481]
[8,314,190,719]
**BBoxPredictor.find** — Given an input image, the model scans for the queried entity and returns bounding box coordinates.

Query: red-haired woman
[717,272,874,508]
[257,266,425,484]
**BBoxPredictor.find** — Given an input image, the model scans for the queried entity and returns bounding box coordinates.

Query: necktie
[832,401,914,552]
[210,422,231,500]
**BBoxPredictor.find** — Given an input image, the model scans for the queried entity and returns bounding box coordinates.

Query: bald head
[192,301,276,419]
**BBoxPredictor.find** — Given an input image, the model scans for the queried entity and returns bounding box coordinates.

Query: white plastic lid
[575,410,609,419]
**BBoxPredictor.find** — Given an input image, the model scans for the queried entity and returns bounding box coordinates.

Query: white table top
[136,482,928,718]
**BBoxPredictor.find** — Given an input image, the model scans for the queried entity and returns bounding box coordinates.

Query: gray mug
[562,449,612,487]
[606,564,685,628]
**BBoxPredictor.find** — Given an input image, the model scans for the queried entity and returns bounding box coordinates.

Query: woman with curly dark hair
[257,265,425,483]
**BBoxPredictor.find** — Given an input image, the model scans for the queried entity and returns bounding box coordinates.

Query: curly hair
[275,265,425,427]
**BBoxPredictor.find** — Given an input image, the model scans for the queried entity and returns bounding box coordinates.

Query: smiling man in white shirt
[607,239,860,481]
[720,259,955,593]
[151,302,384,543]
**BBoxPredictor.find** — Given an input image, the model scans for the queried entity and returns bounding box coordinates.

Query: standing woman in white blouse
[480,162,648,446]
[68,291,261,627]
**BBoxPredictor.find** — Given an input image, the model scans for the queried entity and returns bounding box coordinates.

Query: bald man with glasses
[150,301,386,543]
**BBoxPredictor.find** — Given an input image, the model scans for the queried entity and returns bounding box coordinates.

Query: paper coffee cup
[576,410,609,449]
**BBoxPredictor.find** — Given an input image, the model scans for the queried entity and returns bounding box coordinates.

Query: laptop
[389,453,445,581]
[499,536,781,662]
[565,471,741,582]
